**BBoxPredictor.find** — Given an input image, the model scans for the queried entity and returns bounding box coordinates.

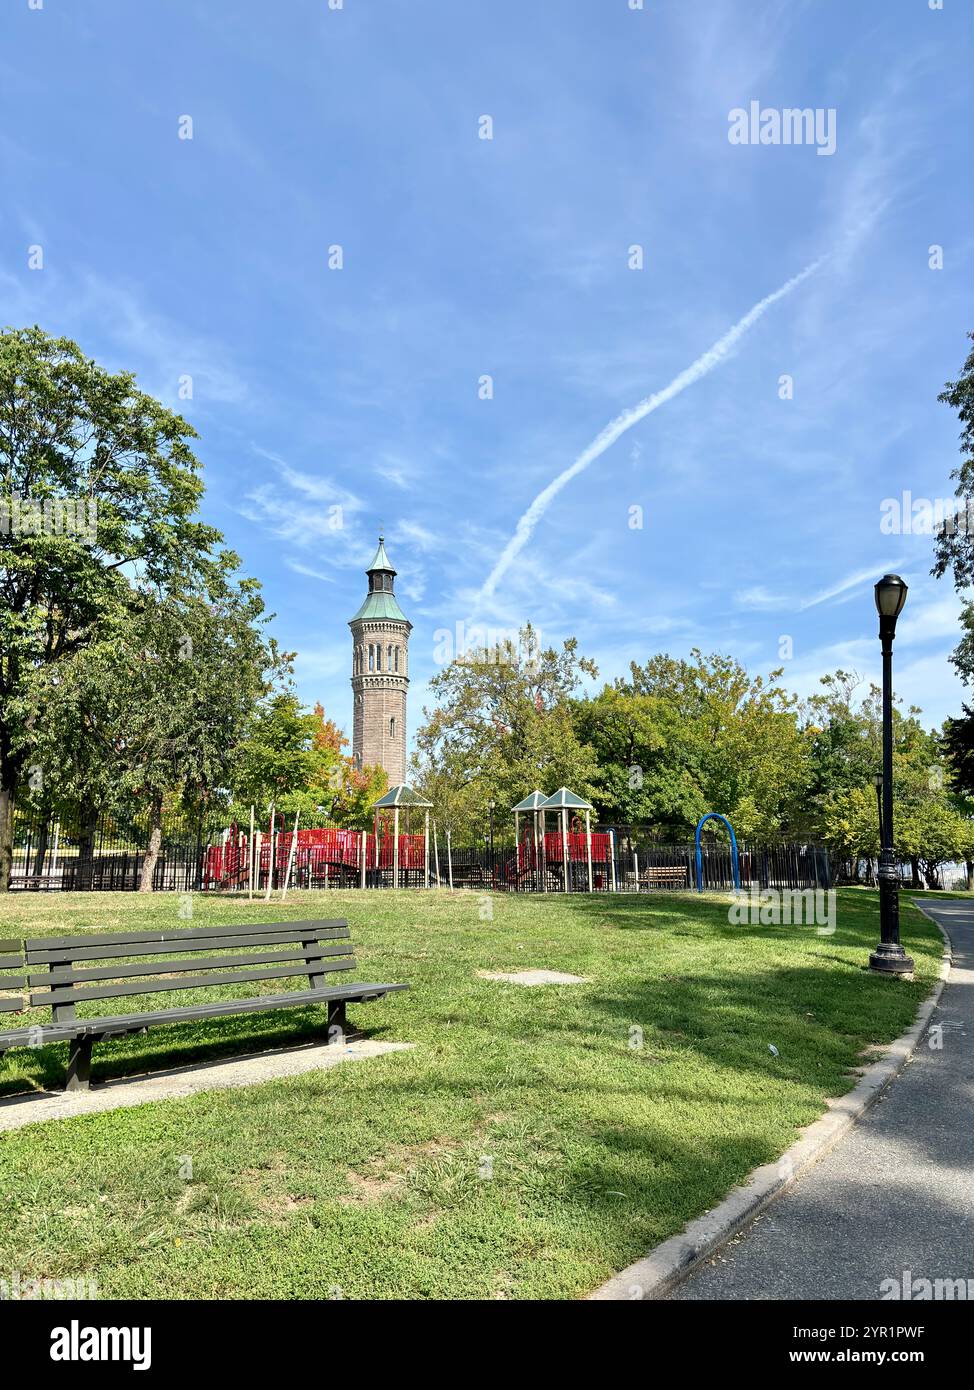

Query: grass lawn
[0,888,943,1300]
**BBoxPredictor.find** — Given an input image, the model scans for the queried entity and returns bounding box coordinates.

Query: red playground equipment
[203,825,426,891]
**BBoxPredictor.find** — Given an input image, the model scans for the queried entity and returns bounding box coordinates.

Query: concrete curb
[588,908,953,1301]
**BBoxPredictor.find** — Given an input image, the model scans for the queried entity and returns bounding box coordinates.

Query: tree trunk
[0,786,14,893]
[31,808,52,879]
[76,801,99,890]
[966,859,972,890]
[138,795,164,893]
[910,856,922,889]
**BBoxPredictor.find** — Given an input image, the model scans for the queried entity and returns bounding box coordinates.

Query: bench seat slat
[31,959,357,1006]
[24,920,350,952]
[0,990,26,1012]
[29,944,353,987]
[0,940,19,953]
[0,982,407,1047]
[26,928,351,965]
[0,954,23,970]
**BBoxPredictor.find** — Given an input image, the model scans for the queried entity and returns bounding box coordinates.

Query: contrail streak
[477,257,826,604]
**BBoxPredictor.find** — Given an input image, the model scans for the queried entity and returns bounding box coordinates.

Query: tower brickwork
[349,536,410,784]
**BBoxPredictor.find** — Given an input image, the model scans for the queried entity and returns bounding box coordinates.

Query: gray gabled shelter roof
[511,790,548,812]
[373,783,433,809]
[539,787,593,811]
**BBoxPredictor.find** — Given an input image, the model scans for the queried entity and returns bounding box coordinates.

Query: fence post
[281,810,299,901]
[263,806,275,902]
[447,829,453,891]
[561,809,569,893]
[633,850,640,893]
[360,830,366,889]
[610,830,617,893]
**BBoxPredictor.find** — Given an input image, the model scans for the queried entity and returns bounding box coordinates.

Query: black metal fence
[10,807,206,893]
[8,806,830,895]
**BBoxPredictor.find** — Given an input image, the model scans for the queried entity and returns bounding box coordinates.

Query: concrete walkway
[0,1039,414,1132]
[672,900,974,1301]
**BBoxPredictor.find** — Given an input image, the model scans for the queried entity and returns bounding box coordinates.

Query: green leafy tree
[585,650,811,839]
[805,673,968,885]
[30,581,279,889]
[933,330,974,595]
[231,693,324,819]
[412,625,600,839]
[0,326,228,889]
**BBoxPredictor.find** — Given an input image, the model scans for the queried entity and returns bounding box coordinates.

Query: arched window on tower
[376,644,382,671]
[368,644,374,671]
[390,717,396,739]
[394,646,399,672]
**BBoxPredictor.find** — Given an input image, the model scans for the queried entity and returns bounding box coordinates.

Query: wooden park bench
[0,919,407,1093]
[643,865,689,889]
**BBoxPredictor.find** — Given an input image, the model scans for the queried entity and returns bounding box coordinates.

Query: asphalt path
[671,900,973,1300]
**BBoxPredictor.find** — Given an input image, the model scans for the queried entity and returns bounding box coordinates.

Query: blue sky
[3,0,973,747]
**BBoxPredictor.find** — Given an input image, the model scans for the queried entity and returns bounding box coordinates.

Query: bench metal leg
[327,1000,347,1046]
[65,1036,93,1092]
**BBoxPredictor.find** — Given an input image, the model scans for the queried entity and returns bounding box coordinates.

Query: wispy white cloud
[286,559,336,583]
[799,561,906,612]
[735,585,788,611]
[241,453,364,556]
[476,257,826,606]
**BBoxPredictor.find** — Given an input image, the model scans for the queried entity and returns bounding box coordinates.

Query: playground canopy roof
[539,787,593,811]
[373,783,433,809]
[511,790,547,812]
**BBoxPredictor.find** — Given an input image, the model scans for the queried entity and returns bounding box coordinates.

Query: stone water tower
[349,535,410,784]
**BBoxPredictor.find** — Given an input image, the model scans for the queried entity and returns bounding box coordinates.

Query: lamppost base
[869,942,914,975]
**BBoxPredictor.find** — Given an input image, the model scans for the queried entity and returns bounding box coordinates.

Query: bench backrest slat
[20,920,356,1013]
[30,959,356,1007]
[27,944,351,988]
[24,920,350,955]
[0,940,25,1010]
[25,926,350,965]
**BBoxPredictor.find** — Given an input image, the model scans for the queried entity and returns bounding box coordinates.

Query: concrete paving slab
[0,1039,414,1132]
[477,969,590,986]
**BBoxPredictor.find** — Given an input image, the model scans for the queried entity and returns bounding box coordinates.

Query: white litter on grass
[768,1044,780,1056]
[477,970,590,987]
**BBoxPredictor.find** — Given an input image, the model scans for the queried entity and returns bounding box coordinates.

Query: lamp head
[874,573,908,621]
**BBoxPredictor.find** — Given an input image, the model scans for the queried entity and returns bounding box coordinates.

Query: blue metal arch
[695,813,740,892]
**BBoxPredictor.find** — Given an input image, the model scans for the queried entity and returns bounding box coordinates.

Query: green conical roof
[539,787,593,810]
[367,535,395,573]
[349,533,410,624]
[512,790,547,812]
[349,591,409,624]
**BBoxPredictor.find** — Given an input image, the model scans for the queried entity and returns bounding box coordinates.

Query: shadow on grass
[0,1005,401,1096]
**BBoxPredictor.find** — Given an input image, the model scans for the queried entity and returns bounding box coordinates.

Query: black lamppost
[872,772,883,886]
[870,574,914,975]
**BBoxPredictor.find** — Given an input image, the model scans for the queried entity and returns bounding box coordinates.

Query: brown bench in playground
[642,866,689,888]
[0,919,407,1092]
